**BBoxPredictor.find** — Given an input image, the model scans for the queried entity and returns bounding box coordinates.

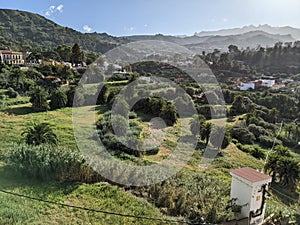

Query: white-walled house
[238,79,276,91]
[230,167,272,225]
[238,82,255,91]
[261,79,275,88]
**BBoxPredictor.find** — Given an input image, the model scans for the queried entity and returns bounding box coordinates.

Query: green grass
[0,103,297,224]
[0,105,77,153]
[0,163,167,225]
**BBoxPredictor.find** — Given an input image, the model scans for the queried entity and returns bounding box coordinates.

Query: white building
[230,167,272,225]
[238,82,255,91]
[261,79,275,88]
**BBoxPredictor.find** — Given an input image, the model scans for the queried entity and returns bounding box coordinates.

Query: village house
[238,79,276,91]
[0,50,25,65]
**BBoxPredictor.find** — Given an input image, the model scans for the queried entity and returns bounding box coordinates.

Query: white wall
[239,83,255,91]
[230,177,252,219]
[231,175,272,225]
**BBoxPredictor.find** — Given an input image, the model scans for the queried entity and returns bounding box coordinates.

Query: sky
[1,0,300,36]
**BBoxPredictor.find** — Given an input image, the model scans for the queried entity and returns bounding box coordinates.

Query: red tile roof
[231,167,271,183]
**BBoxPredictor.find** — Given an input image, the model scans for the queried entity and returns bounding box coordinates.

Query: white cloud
[45,4,64,17]
[56,4,64,12]
[144,24,148,28]
[83,25,92,33]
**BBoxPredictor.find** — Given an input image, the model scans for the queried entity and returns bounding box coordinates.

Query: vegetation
[0,9,123,53]
[21,122,58,146]
[0,18,299,223]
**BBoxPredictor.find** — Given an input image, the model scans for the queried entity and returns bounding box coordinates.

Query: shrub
[236,144,266,159]
[250,146,266,159]
[259,135,282,148]
[6,143,96,182]
[232,139,239,144]
[248,124,270,139]
[129,111,138,119]
[50,89,67,110]
[97,112,145,157]
[230,127,255,144]
[6,87,18,98]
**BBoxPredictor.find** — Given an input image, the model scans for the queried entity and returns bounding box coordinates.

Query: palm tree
[22,122,57,146]
[277,157,299,188]
[29,86,49,111]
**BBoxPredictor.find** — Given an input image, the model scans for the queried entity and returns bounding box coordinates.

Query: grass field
[0,162,168,225]
[0,100,297,224]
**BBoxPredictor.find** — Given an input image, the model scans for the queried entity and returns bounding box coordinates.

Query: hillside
[0,9,125,53]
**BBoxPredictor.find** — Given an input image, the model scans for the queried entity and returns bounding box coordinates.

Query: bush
[6,143,96,182]
[6,87,18,98]
[129,111,138,119]
[259,135,282,148]
[97,112,145,157]
[250,146,266,159]
[248,124,270,139]
[50,89,67,110]
[231,127,255,144]
[236,143,266,159]
[232,138,239,144]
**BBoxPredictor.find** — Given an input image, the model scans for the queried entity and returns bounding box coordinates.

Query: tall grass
[6,143,100,182]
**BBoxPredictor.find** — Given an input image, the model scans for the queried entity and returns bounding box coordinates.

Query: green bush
[248,124,270,139]
[6,143,93,181]
[231,127,255,144]
[236,143,266,159]
[259,135,282,148]
[50,89,67,110]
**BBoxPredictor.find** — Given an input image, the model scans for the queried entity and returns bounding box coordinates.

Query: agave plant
[21,122,58,146]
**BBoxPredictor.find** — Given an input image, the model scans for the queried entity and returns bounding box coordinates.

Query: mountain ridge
[195,24,300,39]
[0,8,299,54]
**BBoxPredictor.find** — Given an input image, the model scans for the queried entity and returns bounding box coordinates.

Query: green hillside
[0,9,125,53]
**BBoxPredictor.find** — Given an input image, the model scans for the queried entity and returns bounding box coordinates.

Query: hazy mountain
[0,9,125,53]
[127,31,294,53]
[195,24,300,40]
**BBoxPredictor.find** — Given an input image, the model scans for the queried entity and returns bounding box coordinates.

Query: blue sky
[1,0,300,36]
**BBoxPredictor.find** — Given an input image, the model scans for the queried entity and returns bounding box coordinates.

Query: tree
[265,145,299,190]
[200,122,212,145]
[56,45,72,62]
[29,86,49,111]
[50,89,67,110]
[70,43,84,66]
[269,108,279,124]
[230,95,246,115]
[22,122,57,146]
[59,66,74,83]
[11,67,24,86]
[86,52,100,65]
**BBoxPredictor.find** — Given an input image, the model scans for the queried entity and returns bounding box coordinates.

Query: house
[238,79,276,91]
[238,82,255,91]
[261,79,275,88]
[230,167,272,225]
[0,50,25,65]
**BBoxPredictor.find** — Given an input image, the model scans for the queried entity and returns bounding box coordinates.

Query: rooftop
[230,167,271,183]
